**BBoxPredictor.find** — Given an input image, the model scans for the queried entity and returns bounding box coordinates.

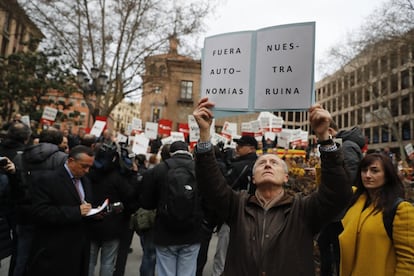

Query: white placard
[132,133,150,155]
[144,122,158,140]
[41,106,58,121]
[271,116,284,132]
[116,133,128,144]
[201,32,253,110]
[89,120,106,137]
[188,115,200,142]
[132,118,142,131]
[211,133,229,145]
[126,123,133,135]
[300,130,309,143]
[221,121,237,137]
[254,23,315,110]
[170,131,185,142]
[241,122,252,133]
[250,120,261,133]
[201,22,315,112]
[405,143,414,156]
[161,136,174,145]
[264,132,276,141]
[21,115,30,126]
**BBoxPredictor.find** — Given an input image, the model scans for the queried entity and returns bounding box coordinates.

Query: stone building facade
[140,37,201,132]
[0,0,44,56]
[315,36,414,156]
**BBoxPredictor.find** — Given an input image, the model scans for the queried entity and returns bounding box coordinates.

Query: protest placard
[201,22,315,114]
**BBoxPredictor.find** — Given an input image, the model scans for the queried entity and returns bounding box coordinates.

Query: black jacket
[336,127,365,183]
[140,153,202,246]
[195,147,352,276]
[86,165,138,241]
[226,152,257,193]
[12,143,67,224]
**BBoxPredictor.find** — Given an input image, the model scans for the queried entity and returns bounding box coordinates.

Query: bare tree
[317,0,414,160]
[18,0,217,121]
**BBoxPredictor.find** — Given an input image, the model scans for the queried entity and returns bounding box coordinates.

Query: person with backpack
[193,98,352,275]
[339,153,414,276]
[317,120,365,276]
[11,127,68,276]
[139,140,203,276]
[0,121,31,275]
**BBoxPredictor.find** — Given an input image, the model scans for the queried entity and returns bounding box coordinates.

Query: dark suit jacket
[27,166,93,276]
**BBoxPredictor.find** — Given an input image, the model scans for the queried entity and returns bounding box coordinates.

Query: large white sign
[254,23,315,110]
[90,120,106,137]
[144,122,158,140]
[201,32,253,110]
[201,22,315,112]
[132,133,149,155]
[132,118,142,131]
[41,106,58,121]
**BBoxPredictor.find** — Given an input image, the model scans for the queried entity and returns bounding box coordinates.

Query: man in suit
[27,145,95,276]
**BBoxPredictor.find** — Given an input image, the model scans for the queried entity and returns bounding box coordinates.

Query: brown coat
[195,148,351,276]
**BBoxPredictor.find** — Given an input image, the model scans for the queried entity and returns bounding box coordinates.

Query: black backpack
[158,158,202,233]
[383,197,404,241]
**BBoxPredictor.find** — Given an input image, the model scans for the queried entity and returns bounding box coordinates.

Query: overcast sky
[201,0,387,80]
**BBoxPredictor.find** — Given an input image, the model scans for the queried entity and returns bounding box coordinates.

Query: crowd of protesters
[0,102,413,276]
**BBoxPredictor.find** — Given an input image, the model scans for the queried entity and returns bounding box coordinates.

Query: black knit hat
[169,141,189,153]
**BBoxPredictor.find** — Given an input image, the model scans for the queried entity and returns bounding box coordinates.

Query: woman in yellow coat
[339,153,414,276]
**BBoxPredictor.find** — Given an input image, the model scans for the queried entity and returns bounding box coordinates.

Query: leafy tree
[0,46,75,123]
[317,0,414,160]
[18,0,217,121]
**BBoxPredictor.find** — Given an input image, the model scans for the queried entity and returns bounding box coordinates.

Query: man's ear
[252,176,256,186]
[284,173,289,183]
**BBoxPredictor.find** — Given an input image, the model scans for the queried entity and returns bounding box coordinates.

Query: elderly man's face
[252,154,288,187]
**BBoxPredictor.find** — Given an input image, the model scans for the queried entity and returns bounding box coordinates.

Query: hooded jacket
[195,146,351,276]
[12,142,67,224]
[335,127,365,182]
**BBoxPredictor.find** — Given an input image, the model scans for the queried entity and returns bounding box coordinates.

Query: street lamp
[76,67,108,95]
[76,67,109,124]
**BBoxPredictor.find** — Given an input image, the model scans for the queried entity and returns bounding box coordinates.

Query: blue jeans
[139,230,156,276]
[88,239,120,276]
[14,224,34,276]
[212,223,229,276]
[156,243,200,276]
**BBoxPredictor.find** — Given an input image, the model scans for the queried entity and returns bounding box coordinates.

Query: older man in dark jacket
[192,98,352,276]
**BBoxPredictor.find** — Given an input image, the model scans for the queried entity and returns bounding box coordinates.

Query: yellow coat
[339,193,414,276]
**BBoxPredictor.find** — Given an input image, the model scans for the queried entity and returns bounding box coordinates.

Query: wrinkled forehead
[254,154,288,172]
[256,153,283,163]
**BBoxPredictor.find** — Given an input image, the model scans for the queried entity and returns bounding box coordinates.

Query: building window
[180,81,193,100]
[401,70,410,89]
[152,107,161,122]
[401,96,410,115]
[391,98,399,117]
[391,74,398,93]
[381,126,389,143]
[373,126,379,143]
[402,122,411,140]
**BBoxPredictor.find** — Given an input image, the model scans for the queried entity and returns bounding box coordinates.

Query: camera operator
[86,141,139,276]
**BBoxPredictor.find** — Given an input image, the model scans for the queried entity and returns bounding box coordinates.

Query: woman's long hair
[349,153,404,217]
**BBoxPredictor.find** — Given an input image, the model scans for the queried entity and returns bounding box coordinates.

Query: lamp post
[76,67,108,124]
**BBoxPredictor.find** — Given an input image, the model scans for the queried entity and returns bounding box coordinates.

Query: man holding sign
[192,98,351,275]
